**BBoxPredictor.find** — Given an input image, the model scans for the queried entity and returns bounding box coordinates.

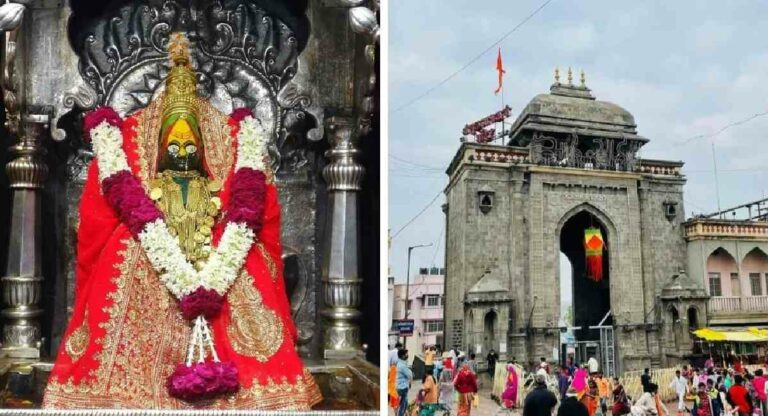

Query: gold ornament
[162,33,200,125]
[149,188,163,201]
[149,171,220,266]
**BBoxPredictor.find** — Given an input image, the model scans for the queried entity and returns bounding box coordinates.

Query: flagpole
[500,86,505,144]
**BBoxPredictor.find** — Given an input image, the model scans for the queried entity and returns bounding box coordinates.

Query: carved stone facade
[444,81,694,373]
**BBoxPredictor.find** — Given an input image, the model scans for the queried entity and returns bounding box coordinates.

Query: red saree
[43,98,322,410]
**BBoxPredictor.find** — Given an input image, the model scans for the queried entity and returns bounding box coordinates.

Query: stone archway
[687,306,699,330]
[669,306,681,350]
[484,310,498,354]
[466,310,475,353]
[557,206,613,341]
[554,203,619,373]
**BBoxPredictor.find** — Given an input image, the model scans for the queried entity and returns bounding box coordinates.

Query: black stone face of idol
[160,141,204,173]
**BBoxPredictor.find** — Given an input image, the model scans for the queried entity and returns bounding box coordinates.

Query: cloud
[549,22,597,53]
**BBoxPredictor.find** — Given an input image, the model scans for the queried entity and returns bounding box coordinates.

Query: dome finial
[554,67,560,84]
[580,69,586,87]
[567,67,573,85]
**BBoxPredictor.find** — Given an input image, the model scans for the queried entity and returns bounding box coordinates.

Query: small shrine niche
[478,191,495,214]
[663,201,678,222]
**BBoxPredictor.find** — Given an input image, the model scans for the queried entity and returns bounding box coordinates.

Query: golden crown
[162,33,199,122]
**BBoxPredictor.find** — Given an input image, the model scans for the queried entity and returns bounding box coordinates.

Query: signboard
[462,105,512,135]
[461,105,512,144]
[395,319,415,336]
[499,343,507,353]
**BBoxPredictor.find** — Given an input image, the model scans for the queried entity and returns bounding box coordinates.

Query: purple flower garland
[167,361,239,401]
[102,171,165,237]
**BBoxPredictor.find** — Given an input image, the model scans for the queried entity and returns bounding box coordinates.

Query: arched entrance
[669,306,681,349]
[484,310,497,354]
[559,208,614,374]
[687,307,699,330]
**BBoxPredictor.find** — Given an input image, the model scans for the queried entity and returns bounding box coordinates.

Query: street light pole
[402,243,432,345]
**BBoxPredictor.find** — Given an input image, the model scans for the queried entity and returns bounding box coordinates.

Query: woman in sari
[573,365,590,398]
[612,377,631,416]
[438,368,455,413]
[419,374,439,416]
[454,364,478,416]
[694,382,712,416]
[501,362,519,408]
[581,378,599,416]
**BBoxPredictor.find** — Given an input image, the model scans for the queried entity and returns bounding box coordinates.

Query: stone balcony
[447,142,683,178]
[710,296,768,312]
[684,218,768,241]
[708,296,768,325]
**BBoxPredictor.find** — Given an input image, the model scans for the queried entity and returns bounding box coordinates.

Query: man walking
[487,348,499,377]
[669,369,689,415]
[523,374,558,416]
[396,349,413,416]
[641,368,652,393]
[424,345,436,378]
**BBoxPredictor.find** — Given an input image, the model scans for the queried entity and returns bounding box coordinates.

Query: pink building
[686,219,768,327]
[392,267,445,352]
[701,245,768,320]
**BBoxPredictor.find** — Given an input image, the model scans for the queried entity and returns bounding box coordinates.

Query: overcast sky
[389,1,768,287]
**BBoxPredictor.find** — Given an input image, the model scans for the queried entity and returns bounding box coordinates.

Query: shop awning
[693,327,768,342]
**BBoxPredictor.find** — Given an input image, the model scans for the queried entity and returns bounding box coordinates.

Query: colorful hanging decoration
[584,227,604,282]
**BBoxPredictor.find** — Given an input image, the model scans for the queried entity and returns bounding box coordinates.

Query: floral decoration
[83,105,272,402]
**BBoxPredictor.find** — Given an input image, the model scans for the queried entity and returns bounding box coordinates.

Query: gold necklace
[149,171,221,270]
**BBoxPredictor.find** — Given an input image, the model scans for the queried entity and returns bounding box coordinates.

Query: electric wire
[672,110,768,147]
[391,0,555,113]
[430,224,445,266]
[391,189,443,239]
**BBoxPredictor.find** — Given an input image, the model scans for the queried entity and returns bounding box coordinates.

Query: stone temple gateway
[443,76,711,375]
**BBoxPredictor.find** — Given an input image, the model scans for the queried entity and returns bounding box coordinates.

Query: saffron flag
[584,227,604,282]
[494,48,505,95]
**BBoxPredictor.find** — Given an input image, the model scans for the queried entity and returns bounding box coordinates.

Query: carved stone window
[478,191,495,214]
[663,201,678,221]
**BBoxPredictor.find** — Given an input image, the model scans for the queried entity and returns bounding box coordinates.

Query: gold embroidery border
[226,271,285,361]
[255,241,278,282]
[44,369,322,410]
[64,310,90,363]
[43,241,321,410]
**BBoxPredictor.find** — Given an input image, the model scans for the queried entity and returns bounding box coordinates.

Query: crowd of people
[389,344,768,416]
[514,357,632,416]
[519,357,768,416]
[388,343,482,416]
[658,362,768,416]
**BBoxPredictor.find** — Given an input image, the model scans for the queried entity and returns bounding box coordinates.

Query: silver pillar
[2,112,49,359]
[321,116,365,359]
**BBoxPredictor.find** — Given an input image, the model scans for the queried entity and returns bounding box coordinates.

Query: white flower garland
[91,115,268,299]
[199,223,255,294]
[234,116,269,171]
[91,122,130,181]
[139,219,200,297]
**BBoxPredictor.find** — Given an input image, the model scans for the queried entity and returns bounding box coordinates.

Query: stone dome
[507,81,647,145]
